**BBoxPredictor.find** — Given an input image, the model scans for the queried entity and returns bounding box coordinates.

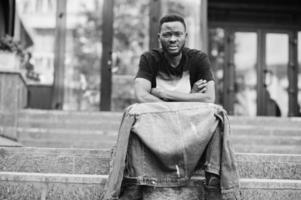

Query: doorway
[210,28,299,117]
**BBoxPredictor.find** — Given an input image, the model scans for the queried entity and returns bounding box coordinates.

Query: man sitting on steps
[101,14,240,200]
[132,14,219,200]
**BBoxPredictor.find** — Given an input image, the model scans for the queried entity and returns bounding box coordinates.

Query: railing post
[100,0,114,111]
[52,0,67,109]
[149,0,161,50]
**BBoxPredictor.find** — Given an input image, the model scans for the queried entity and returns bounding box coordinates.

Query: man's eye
[174,32,184,37]
[162,33,172,38]
[161,32,185,38]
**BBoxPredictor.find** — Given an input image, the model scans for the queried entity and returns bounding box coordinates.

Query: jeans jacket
[101,102,240,200]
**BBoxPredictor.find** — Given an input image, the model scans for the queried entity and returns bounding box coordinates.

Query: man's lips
[168,46,178,50]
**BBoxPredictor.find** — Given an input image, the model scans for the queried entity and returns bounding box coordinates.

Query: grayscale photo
[0,0,300,199]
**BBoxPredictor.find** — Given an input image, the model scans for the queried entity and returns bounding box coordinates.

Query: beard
[161,41,185,57]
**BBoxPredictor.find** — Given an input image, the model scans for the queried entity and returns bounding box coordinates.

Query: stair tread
[0,147,300,179]
[18,109,301,125]
[1,171,301,187]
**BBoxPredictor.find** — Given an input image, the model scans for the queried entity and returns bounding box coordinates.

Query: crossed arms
[134,78,215,103]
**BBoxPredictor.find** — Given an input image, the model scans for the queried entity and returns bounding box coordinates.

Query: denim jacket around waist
[101,102,240,200]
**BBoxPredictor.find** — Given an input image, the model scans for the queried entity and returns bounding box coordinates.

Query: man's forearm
[164,90,214,103]
[136,91,164,103]
[151,88,215,103]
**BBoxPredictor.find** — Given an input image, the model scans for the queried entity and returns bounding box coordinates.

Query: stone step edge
[0,172,300,190]
[17,109,121,116]
[15,127,301,137]
[2,147,301,161]
[16,127,118,135]
[18,116,301,127]
[0,146,301,159]
[16,124,301,134]
[17,109,301,121]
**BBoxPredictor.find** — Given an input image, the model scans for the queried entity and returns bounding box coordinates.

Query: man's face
[158,21,187,57]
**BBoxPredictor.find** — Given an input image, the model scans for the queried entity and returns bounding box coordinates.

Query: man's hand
[191,79,208,93]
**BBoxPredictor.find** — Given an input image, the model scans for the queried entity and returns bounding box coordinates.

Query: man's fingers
[191,80,208,93]
[197,83,207,89]
[199,87,207,93]
[197,82,207,86]
[195,79,206,84]
[195,80,207,87]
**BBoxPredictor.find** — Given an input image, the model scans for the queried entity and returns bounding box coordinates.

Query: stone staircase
[0,109,301,199]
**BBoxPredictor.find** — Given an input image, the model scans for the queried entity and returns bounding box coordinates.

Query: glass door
[233,32,258,116]
[219,29,298,116]
[221,30,258,116]
[264,32,289,116]
[261,30,298,117]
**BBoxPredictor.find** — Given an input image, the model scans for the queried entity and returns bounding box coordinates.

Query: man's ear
[157,33,161,47]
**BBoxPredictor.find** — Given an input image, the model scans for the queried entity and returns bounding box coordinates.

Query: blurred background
[1,0,301,117]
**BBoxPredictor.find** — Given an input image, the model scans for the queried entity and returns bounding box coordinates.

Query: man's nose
[169,34,177,42]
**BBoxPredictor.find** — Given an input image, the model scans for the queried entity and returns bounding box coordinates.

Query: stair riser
[17,130,301,152]
[231,136,301,146]
[18,130,301,143]
[0,182,102,200]
[17,131,117,149]
[16,123,301,138]
[19,140,301,153]
[232,128,301,136]
[1,148,300,179]
[17,127,301,141]
[18,120,120,131]
[17,119,301,134]
[17,112,121,120]
[233,145,301,154]
[18,110,301,128]
[0,174,300,200]
[18,139,114,149]
[229,118,301,128]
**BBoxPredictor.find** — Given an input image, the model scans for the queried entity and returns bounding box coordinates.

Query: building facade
[1,0,301,117]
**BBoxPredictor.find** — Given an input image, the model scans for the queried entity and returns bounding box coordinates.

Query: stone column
[0,69,27,141]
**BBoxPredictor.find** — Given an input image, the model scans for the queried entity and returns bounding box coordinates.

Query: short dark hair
[159,14,186,32]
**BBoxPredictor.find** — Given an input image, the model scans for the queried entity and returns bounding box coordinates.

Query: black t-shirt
[136,48,214,92]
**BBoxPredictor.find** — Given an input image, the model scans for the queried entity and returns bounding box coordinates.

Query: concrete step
[17,118,120,131]
[0,172,300,200]
[231,125,301,137]
[0,147,111,175]
[0,147,300,180]
[8,109,301,152]
[233,144,301,154]
[16,127,301,153]
[18,109,301,128]
[231,135,301,146]
[15,124,301,142]
[0,172,104,200]
[17,128,117,149]
[229,116,301,128]
[16,110,301,139]
[18,109,123,122]
[17,118,301,137]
